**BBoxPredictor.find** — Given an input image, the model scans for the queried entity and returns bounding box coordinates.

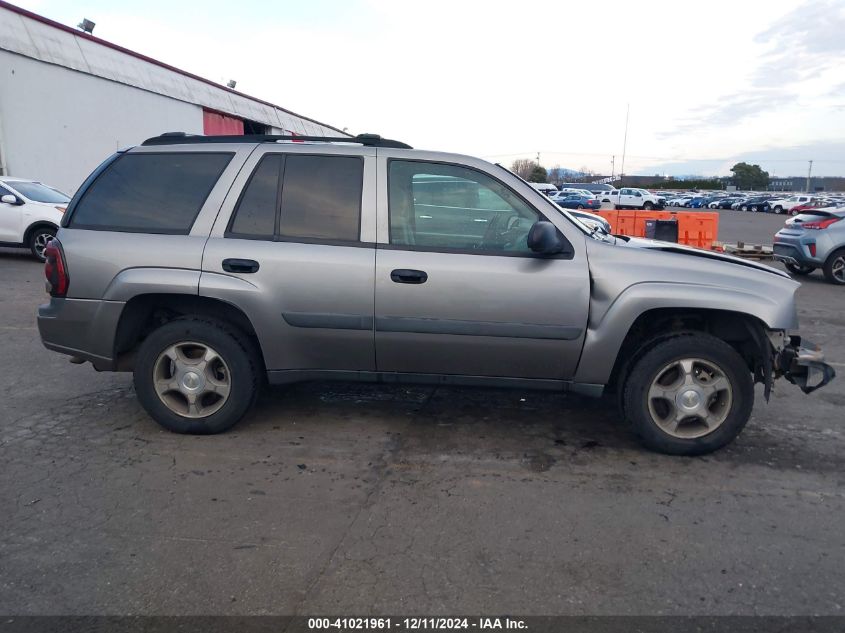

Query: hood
[618,236,789,278]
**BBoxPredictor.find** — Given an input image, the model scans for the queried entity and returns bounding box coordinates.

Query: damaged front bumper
[775,335,836,394]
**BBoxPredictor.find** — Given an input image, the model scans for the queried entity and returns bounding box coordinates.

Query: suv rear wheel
[822,248,845,285]
[133,318,260,434]
[622,334,754,455]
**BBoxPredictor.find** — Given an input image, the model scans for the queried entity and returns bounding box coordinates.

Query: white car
[0,177,70,260]
[550,188,594,201]
[607,187,662,210]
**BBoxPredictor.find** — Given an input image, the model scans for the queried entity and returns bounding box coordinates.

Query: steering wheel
[480,212,521,250]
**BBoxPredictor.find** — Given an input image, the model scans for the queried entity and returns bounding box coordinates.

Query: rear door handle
[390,269,428,284]
[222,258,260,273]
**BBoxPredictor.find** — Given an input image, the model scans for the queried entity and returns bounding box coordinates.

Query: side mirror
[1,194,21,205]
[527,221,564,255]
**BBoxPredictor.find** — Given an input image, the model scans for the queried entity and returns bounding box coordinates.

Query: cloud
[658,0,845,141]
[643,140,845,177]
[753,0,845,86]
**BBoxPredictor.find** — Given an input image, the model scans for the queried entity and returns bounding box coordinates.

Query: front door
[374,158,590,380]
[0,185,22,242]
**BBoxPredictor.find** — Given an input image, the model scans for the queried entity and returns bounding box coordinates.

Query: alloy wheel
[153,341,231,418]
[33,232,53,259]
[646,358,733,439]
[832,256,845,283]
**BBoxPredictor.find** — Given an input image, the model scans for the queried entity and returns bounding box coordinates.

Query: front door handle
[390,269,428,284]
[222,258,260,273]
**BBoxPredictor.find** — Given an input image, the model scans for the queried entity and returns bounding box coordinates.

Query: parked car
[550,188,594,201]
[788,200,834,216]
[554,194,602,211]
[37,132,834,455]
[687,196,710,208]
[667,195,695,207]
[712,196,740,209]
[769,194,815,215]
[558,183,617,200]
[606,187,663,210]
[774,209,845,284]
[0,177,71,260]
[738,197,772,213]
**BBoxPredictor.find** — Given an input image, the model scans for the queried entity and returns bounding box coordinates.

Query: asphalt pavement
[1,220,843,616]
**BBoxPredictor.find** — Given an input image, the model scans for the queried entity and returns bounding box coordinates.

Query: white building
[0,1,347,194]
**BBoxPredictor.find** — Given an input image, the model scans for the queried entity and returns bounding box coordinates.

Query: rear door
[619,188,639,207]
[201,145,377,375]
[373,154,590,380]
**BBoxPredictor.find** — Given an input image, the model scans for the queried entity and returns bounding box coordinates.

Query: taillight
[44,239,69,297]
[802,217,840,230]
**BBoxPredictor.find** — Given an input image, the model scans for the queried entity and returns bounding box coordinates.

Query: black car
[717,197,741,209]
[555,194,602,210]
[739,196,772,213]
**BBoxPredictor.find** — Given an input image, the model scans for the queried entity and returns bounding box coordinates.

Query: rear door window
[69,152,232,233]
[278,155,363,242]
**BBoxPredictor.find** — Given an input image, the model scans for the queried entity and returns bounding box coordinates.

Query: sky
[13,0,845,177]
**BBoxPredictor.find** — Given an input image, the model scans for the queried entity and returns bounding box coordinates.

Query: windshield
[8,181,70,203]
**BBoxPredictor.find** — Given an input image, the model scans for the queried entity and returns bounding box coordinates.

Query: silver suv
[37,133,835,455]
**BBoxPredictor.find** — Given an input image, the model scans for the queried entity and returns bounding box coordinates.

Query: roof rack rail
[141,132,412,149]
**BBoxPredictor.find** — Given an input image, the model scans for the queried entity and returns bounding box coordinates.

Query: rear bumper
[37,297,124,369]
[773,238,822,267]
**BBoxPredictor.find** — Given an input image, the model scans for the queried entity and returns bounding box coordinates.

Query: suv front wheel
[622,334,754,455]
[133,318,260,434]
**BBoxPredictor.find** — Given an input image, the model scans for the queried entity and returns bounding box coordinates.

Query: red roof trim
[0,0,347,135]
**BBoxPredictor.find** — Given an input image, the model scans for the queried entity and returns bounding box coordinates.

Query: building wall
[0,49,204,193]
[0,3,344,138]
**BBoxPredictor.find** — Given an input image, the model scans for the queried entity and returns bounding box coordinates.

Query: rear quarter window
[69,152,233,233]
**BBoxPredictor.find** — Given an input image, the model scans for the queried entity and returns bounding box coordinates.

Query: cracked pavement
[1,233,843,615]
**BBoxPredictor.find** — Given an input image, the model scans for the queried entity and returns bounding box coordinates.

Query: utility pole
[611,155,616,182]
[620,103,630,181]
[536,152,541,167]
[806,160,813,192]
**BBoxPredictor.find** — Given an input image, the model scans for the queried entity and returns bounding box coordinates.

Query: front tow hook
[781,338,836,394]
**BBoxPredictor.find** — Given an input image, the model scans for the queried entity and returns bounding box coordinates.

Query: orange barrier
[595,209,719,251]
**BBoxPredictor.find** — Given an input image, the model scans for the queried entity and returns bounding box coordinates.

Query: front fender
[573,281,799,384]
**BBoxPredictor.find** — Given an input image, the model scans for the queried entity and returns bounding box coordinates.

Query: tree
[730,162,770,190]
[528,164,548,183]
[511,159,536,180]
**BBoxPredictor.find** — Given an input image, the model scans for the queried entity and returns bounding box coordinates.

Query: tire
[773,206,783,214]
[740,206,748,212]
[822,248,845,285]
[577,204,584,209]
[133,317,261,434]
[29,226,56,261]
[622,333,754,456]
[643,202,654,210]
[790,209,800,216]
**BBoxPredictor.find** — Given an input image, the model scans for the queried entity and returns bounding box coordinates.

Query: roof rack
[141,132,412,149]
